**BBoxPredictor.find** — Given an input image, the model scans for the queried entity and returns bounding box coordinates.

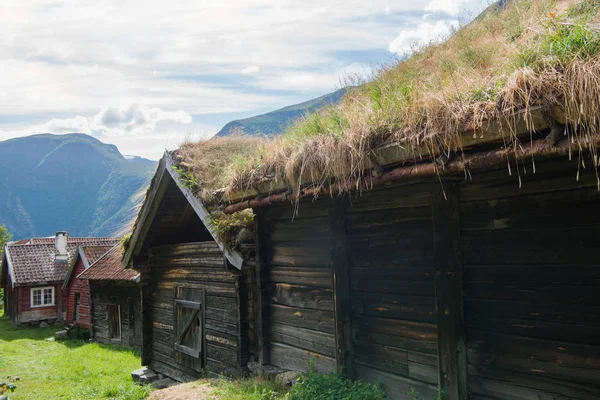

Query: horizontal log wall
[346,183,439,399]
[459,159,600,400]
[90,281,140,346]
[148,242,244,380]
[262,199,336,373]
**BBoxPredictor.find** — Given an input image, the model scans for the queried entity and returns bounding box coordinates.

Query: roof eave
[124,152,244,270]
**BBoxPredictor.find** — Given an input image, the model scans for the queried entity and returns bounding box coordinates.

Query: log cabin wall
[344,183,440,398]
[90,281,141,347]
[258,198,337,373]
[459,159,600,400]
[254,157,600,399]
[147,242,247,380]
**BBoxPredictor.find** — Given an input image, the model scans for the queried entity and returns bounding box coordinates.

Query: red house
[62,244,118,328]
[0,232,119,326]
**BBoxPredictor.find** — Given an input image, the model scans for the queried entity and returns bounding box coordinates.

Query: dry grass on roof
[177,0,600,202]
[174,136,266,201]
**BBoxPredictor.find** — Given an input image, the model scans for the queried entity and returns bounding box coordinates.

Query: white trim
[4,246,17,288]
[30,285,55,308]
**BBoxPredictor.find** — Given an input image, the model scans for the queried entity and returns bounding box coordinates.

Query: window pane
[43,288,53,305]
[33,290,41,306]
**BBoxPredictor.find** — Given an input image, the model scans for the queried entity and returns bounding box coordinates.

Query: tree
[0,225,12,311]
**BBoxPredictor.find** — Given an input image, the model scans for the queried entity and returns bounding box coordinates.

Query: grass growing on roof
[219,0,600,196]
[174,0,600,206]
[0,311,151,400]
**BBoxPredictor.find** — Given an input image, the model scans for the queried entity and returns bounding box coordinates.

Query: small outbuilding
[62,243,120,329]
[78,245,141,346]
[122,154,257,381]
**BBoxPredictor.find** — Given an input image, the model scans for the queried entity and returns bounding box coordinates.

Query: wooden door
[173,286,205,372]
[108,304,121,341]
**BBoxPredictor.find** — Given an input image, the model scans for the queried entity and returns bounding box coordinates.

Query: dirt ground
[147,381,216,400]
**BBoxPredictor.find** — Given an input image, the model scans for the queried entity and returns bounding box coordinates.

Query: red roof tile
[78,245,139,282]
[5,236,120,285]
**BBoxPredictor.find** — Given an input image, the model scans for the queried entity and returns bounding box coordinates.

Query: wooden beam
[329,197,354,378]
[432,183,467,400]
[122,156,168,268]
[254,209,270,369]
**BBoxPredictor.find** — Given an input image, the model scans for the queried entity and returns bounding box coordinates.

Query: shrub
[287,368,387,400]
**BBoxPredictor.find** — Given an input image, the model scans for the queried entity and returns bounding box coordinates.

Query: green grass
[0,311,151,400]
[210,377,289,400]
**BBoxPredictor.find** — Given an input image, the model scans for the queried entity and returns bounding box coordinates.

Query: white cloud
[0,0,486,157]
[90,104,192,136]
[388,20,458,55]
[425,0,469,16]
[241,65,260,74]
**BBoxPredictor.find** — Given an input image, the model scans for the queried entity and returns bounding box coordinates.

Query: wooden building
[122,155,256,381]
[220,116,600,399]
[0,232,119,326]
[78,245,141,346]
[62,243,119,329]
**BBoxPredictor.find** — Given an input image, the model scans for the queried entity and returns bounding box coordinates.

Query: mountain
[216,88,347,137]
[0,134,155,240]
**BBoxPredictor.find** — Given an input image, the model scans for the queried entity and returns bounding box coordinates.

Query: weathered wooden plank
[467,365,600,400]
[464,280,600,306]
[345,182,432,213]
[270,284,333,311]
[460,188,600,231]
[270,242,331,267]
[269,267,333,288]
[352,315,437,343]
[467,350,600,386]
[432,182,465,400]
[269,342,336,374]
[268,217,329,242]
[351,293,437,324]
[269,323,336,357]
[330,197,353,377]
[345,206,432,239]
[351,266,435,282]
[464,265,600,285]
[462,226,600,266]
[350,277,435,296]
[465,298,600,327]
[467,315,600,345]
[467,329,600,369]
[347,236,434,268]
[270,304,334,334]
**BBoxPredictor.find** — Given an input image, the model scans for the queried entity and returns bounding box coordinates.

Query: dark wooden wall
[459,160,600,400]
[147,242,248,380]
[345,183,440,398]
[90,281,141,347]
[259,199,337,373]
[255,157,600,400]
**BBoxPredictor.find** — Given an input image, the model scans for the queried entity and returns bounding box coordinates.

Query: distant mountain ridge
[0,134,155,239]
[216,88,347,137]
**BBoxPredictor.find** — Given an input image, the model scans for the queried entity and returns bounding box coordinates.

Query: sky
[0,0,488,160]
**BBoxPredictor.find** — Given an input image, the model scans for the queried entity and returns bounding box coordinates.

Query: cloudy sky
[0,0,487,160]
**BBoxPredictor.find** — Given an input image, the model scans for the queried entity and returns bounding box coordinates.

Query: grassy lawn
[0,310,151,400]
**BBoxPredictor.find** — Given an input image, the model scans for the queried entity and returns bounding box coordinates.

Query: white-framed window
[31,286,55,308]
